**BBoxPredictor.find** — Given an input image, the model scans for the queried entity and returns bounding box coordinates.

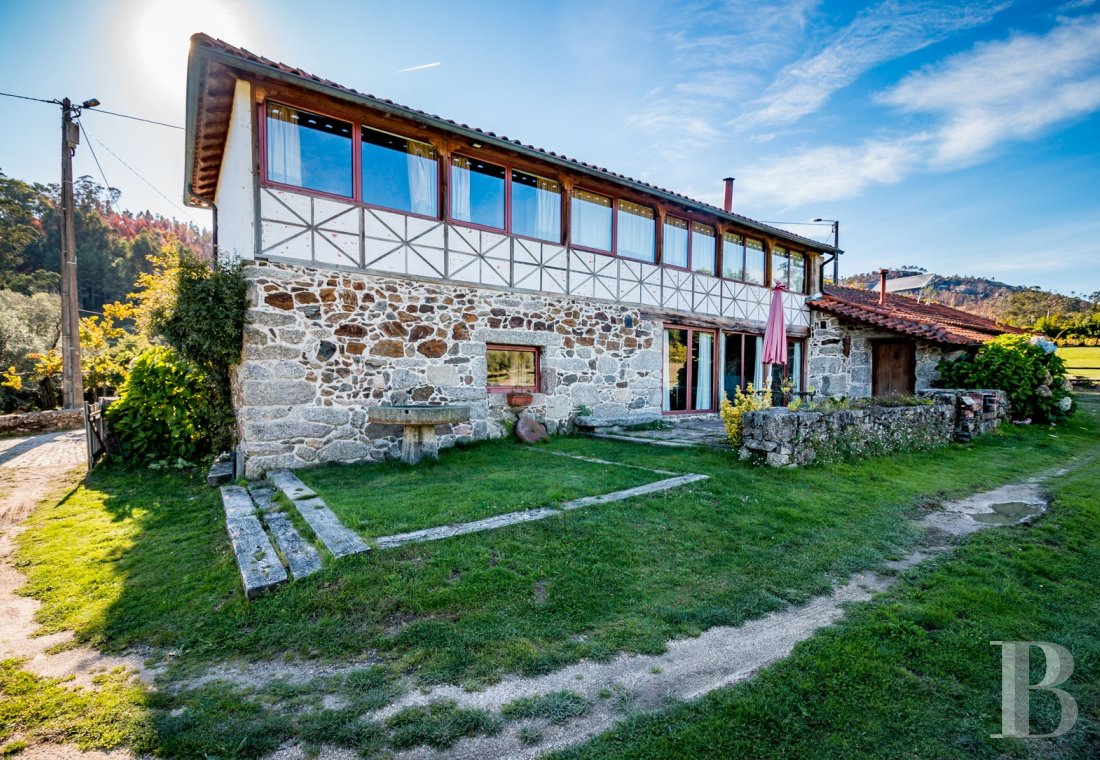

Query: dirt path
[0,430,149,687]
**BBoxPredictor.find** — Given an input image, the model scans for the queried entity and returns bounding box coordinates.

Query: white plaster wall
[214,78,256,262]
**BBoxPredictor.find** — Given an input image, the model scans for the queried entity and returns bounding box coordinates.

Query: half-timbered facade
[184,34,838,474]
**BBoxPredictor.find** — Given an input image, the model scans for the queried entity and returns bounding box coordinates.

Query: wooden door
[872,340,916,396]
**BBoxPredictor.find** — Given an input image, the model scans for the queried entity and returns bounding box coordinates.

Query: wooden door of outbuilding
[872,339,916,396]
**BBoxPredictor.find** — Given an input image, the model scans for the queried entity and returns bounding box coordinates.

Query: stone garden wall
[807,313,966,397]
[0,408,83,437]
[233,260,665,476]
[740,389,1010,467]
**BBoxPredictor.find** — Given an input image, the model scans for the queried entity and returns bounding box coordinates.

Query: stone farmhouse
[183,35,1015,475]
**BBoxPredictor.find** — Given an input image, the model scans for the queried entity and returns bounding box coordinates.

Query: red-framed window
[662,325,718,414]
[663,217,716,275]
[721,233,766,286]
[771,246,808,294]
[448,155,564,243]
[570,188,657,262]
[486,344,540,393]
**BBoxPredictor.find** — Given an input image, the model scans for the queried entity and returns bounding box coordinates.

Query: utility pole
[813,218,841,285]
[57,96,99,409]
[59,97,84,409]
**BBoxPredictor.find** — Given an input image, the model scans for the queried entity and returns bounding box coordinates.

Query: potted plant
[507,390,533,407]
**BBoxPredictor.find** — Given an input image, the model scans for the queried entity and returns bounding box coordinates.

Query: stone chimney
[879,269,889,304]
[723,177,735,212]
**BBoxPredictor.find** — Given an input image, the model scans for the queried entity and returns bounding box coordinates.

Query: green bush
[106,346,229,463]
[936,334,1072,424]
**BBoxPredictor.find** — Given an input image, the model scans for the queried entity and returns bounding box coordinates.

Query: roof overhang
[183,34,839,254]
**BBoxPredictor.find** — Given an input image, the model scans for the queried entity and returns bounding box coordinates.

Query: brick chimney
[723,177,735,212]
[879,269,889,304]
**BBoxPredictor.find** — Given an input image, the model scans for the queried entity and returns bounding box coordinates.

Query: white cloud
[742,14,1100,206]
[880,14,1100,165]
[742,0,1007,129]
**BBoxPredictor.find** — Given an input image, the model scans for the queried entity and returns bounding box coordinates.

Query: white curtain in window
[695,332,713,410]
[618,206,654,261]
[451,158,471,222]
[267,108,302,186]
[789,342,802,392]
[572,194,612,250]
[535,177,559,242]
[662,330,671,412]
[753,336,764,388]
[407,142,436,216]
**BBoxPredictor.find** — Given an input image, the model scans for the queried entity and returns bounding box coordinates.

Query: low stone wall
[918,389,1009,441]
[741,403,955,467]
[0,408,83,437]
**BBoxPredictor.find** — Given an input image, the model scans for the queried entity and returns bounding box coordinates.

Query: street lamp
[814,218,840,285]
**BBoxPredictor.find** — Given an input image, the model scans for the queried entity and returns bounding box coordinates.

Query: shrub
[106,346,229,463]
[720,383,771,446]
[936,334,1072,424]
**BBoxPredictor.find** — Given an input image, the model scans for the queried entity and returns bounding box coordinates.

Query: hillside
[842,268,1095,327]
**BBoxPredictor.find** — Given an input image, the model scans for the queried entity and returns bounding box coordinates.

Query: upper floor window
[663,217,689,268]
[772,246,807,292]
[266,103,352,197]
[690,222,716,275]
[722,234,766,285]
[617,200,656,262]
[361,126,438,217]
[451,155,505,229]
[512,170,562,243]
[571,189,613,252]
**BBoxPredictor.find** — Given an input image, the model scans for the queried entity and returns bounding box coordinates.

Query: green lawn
[4,397,1100,756]
[1059,345,1100,379]
[297,440,665,537]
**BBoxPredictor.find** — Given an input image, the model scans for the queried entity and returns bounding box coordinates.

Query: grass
[502,690,591,724]
[5,397,1100,756]
[1059,346,1100,379]
[556,430,1100,759]
[297,439,665,537]
[385,699,501,749]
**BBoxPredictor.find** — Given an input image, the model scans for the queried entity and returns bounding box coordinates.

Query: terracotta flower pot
[507,391,533,407]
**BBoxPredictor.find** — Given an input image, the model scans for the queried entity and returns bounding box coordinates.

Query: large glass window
[772,246,791,288]
[721,332,765,402]
[721,233,743,280]
[691,223,716,275]
[451,155,505,229]
[617,200,656,262]
[360,126,437,216]
[511,170,561,242]
[771,246,806,292]
[266,103,352,197]
[571,189,613,251]
[790,254,806,293]
[745,238,766,285]
[663,217,689,268]
[663,327,716,413]
[486,345,539,392]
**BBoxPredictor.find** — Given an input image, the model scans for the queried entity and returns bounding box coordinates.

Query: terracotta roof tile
[807,285,1025,346]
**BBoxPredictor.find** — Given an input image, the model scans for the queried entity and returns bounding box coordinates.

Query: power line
[0,91,57,105]
[89,134,199,222]
[77,121,123,217]
[82,107,183,130]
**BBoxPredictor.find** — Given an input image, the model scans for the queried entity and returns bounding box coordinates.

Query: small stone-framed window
[486,344,539,393]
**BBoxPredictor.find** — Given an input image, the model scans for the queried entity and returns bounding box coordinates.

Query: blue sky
[1,0,1098,295]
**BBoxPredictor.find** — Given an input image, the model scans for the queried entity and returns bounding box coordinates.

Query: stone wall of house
[807,313,965,397]
[740,403,956,467]
[233,260,664,476]
[0,408,83,437]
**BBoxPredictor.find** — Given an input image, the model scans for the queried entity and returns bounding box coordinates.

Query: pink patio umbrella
[761,284,787,393]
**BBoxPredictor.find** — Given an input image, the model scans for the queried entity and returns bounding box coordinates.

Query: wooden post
[59,98,84,409]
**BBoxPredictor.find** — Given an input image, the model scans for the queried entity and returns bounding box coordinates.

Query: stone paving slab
[375,508,561,549]
[207,460,233,486]
[291,496,371,558]
[263,510,323,579]
[269,469,317,501]
[247,483,277,512]
[220,485,256,519]
[560,473,709,510]
[224,513,287,599]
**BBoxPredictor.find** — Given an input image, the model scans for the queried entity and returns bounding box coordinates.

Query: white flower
[1029,336,1058,354]
[1037,385,1052,398]
[1059,396,1073,412]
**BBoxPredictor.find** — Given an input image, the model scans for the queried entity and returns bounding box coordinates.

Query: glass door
[663,326,717,413]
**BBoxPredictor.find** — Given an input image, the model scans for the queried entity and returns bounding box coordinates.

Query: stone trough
[367,404,470,464]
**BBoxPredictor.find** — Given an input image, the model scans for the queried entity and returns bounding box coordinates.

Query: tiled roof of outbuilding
[184,33,837,253]
[808,285,1026,346]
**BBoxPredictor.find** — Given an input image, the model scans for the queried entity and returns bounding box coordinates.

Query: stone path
[589,416,731,449]
[221,486,288,599]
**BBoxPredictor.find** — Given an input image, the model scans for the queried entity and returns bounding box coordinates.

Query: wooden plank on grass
[225,514,287,599]
[292,497,371,558]
[264,510,323,579]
